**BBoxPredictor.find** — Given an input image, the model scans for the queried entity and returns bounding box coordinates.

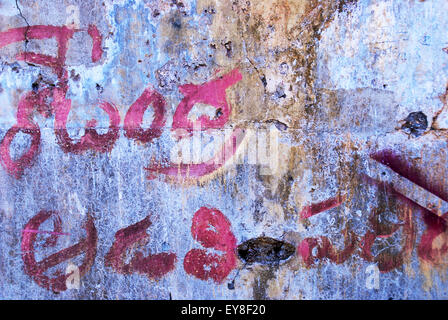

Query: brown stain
[177,0,360,129]
[252,266,276,300]
[255,144,308,221]
[235,234,300,299]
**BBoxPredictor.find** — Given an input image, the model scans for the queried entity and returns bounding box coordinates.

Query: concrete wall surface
[1,0,448,299]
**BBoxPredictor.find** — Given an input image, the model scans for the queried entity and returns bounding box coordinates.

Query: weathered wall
[1,0,448,299]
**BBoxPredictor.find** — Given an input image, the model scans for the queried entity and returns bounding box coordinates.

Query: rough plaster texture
[0,0,448,299]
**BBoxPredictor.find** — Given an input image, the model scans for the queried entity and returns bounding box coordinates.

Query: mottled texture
[0,0,448,300]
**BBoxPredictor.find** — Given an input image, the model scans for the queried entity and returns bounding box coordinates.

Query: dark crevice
[246,57,267,95]
[224,41,232,57]
[430,104,447,131]
[265,119,288,131]
[237,237,295,265]
[15,0,30,60]
[401,111,428,137]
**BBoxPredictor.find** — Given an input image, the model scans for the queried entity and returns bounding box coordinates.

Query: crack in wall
[246,56,267,96]
[15,0,30,60]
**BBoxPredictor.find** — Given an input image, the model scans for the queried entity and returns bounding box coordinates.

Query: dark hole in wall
[171,17,182,29]
[215,108,223,118]
[266,119,288,131]
[96,83,104,93]
[260,75,267,88]
[274,86,286,99]
[401,111,428,137]
[224,41,232,57]
[237,237,295,265]
[32,74,43,89]
[204,6,216,14]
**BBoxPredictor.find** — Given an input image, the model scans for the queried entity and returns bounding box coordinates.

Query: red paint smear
[298,231,357,267]
[299,194,346,219]
[22,229,71,236]
[298,173,448,271]
[172,68,242,134]
[0,25,75,79]
[417,211,448,264]
[359,231,376,262]
[19,88,54,122]
[359,214,415,273]
[371,149,448,203]
[183,207,237,283]
[183,249,234,283]
[0,24,105,178]
[324,232,358,265]
[87,25,103,63]
[0,25,71,47]
[360,175,419,272]
[15,89,53,126]
[16,52,61,71]
[0,25,102,78]
[0,88,56,178]
[21,211,97,293]
[0,125,40,179]
[190,207,237,252]
[297,238,315,266]
[0,25,73,54]
[104,216,176,279]
[53,87,120,154]
[124,87,167,143]
[145,128,245,180]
